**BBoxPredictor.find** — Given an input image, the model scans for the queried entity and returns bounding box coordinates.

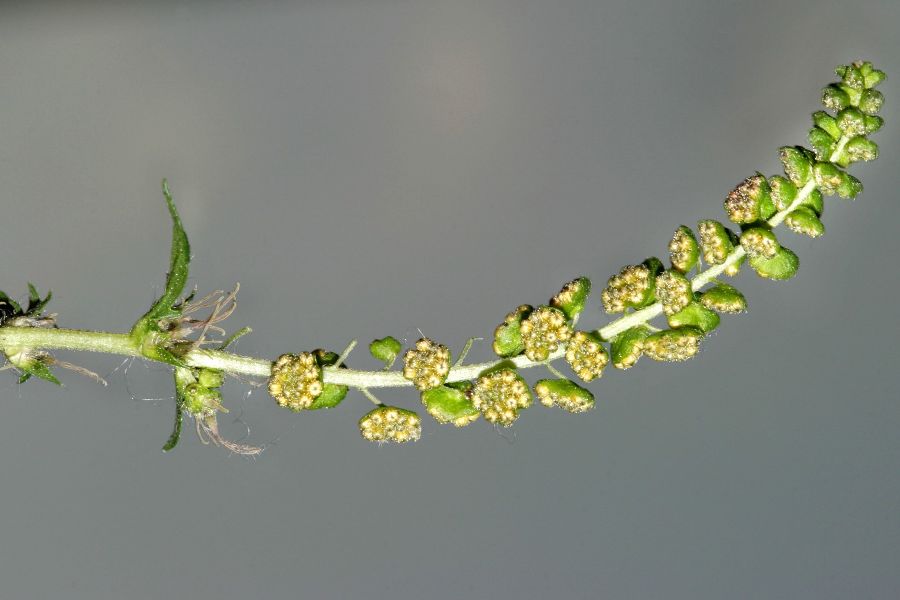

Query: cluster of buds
[268,352,323,411]
[471,368,532,426]
[697,220,736,267]
[655,271,692,316]
[534,379,594,414]
[740,228,780,259]
[359,406,422,443]
[601,258,660,313]
[723,174,772,224]
[402,338,451,391]
[493,304,533,357]
[699,284,747,314]
[565,330,609,382]
[519,306,572,362]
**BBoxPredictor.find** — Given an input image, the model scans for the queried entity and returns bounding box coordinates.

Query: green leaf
[132,179,191,332]
[749,247,799,280]
[0,291,22,316]
[667,301,720,333]
[162,397,185,452]
[369,336,402,366]
[307,383,348,410]
[20,360,61,385]
[25,283,52,316]
[421,385,480,425]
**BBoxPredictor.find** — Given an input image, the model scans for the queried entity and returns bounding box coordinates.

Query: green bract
[785,207,825,238]
[493,304,533,357]
[369,336,402,367]
[699,283,746,314]
[550,277,591,321]
[667,301,720,334]
[779,146,813,185]
[421,383,480,427]
[610,325,651,370]
[534,379,594,413]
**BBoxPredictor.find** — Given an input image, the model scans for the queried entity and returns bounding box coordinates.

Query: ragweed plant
[0,61,887,453]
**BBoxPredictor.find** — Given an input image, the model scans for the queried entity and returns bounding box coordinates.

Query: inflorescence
[0,61,886,453]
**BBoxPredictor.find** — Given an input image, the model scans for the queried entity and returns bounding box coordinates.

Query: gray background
[1,1,898,598]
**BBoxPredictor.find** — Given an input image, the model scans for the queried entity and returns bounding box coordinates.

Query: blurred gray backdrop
[1,1,898,598]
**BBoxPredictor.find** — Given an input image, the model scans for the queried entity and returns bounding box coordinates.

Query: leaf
[132,179,191,331]
[25,283,52,316]
[369,336,402,366]
[306,383,349,410]
[20,360,61,385]
[421,385,480,425]
[162,398,185,452]
[667,301,720,334]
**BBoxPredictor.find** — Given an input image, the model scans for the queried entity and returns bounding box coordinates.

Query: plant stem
[0,138,848,392]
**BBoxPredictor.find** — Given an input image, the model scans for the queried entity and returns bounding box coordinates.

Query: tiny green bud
[369,336,402,366]
[565,330,609,382]
[642,327,703,362]
[822,84,850,111]
[520,306,573,362]
[812,111,842,139]
[610,325,651,370]
[740,227,780,259]
[808,127,836,161]
[801,188,824,216]
[863,67,886,89]
[779,146,813,185]
[668,225,700,273]
[836,172,863,199]
[183,383,223,417]
[813,162,844,196]
[785,207,825,238]
[768,175,798,211]
[402,338,452,391]
[656,270,692,316]
[493,304,533,357]
[864,115,884,134]
[550,277,591,321]
[667,301,720,334]
[534,379,594,414]
[697,220,735,266]
[846,137,879,162]
[268,352,323,411]
[749,247,799,280]
[197,368,224,389]
[859,89,884,115]
[359,406,422,443]
[472,368,532,427]
[724,174,769,224]
[699,283,747,314]
[421,384,480,427]
[837,63,865,91]
[836,107,867,136]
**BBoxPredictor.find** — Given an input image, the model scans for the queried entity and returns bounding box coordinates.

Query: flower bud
[864,115,884,134]
[724,174,769,224]
[813,162,844,196]
[520,306,573,362]
[667,301,720,334]
[565,330,609,382]
[668,225,700,273]
[268,352,323,411]
[837,64,865,91]
[697,220,735,266]
[369,336,402,367]
[749,247,799,280]
[836,107,867,137]
[808,127,836,161]
[642,328,703,362]
[822,84,850,111]
[421,383,480,427]
[859,89,884,115]
[550,277,591,321]
[836,172,863,199]
[861,64,886,89]
[656,270,692,316]
[402,338,451,391]
[197,368,224,389]
[813,111,842,139]
[740,228,780,259]
[601,258,662,313]
[472,368,532,427]
[183,383,224,417]
[768,175,797,211]
[846,137,878,162]
[610,325,650,370]
[779,146,814,185]
[699,283,747,314]
[534,379,594,414]
[493,304,533,357]
[785,207,825,238]
[359,406,422,443]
